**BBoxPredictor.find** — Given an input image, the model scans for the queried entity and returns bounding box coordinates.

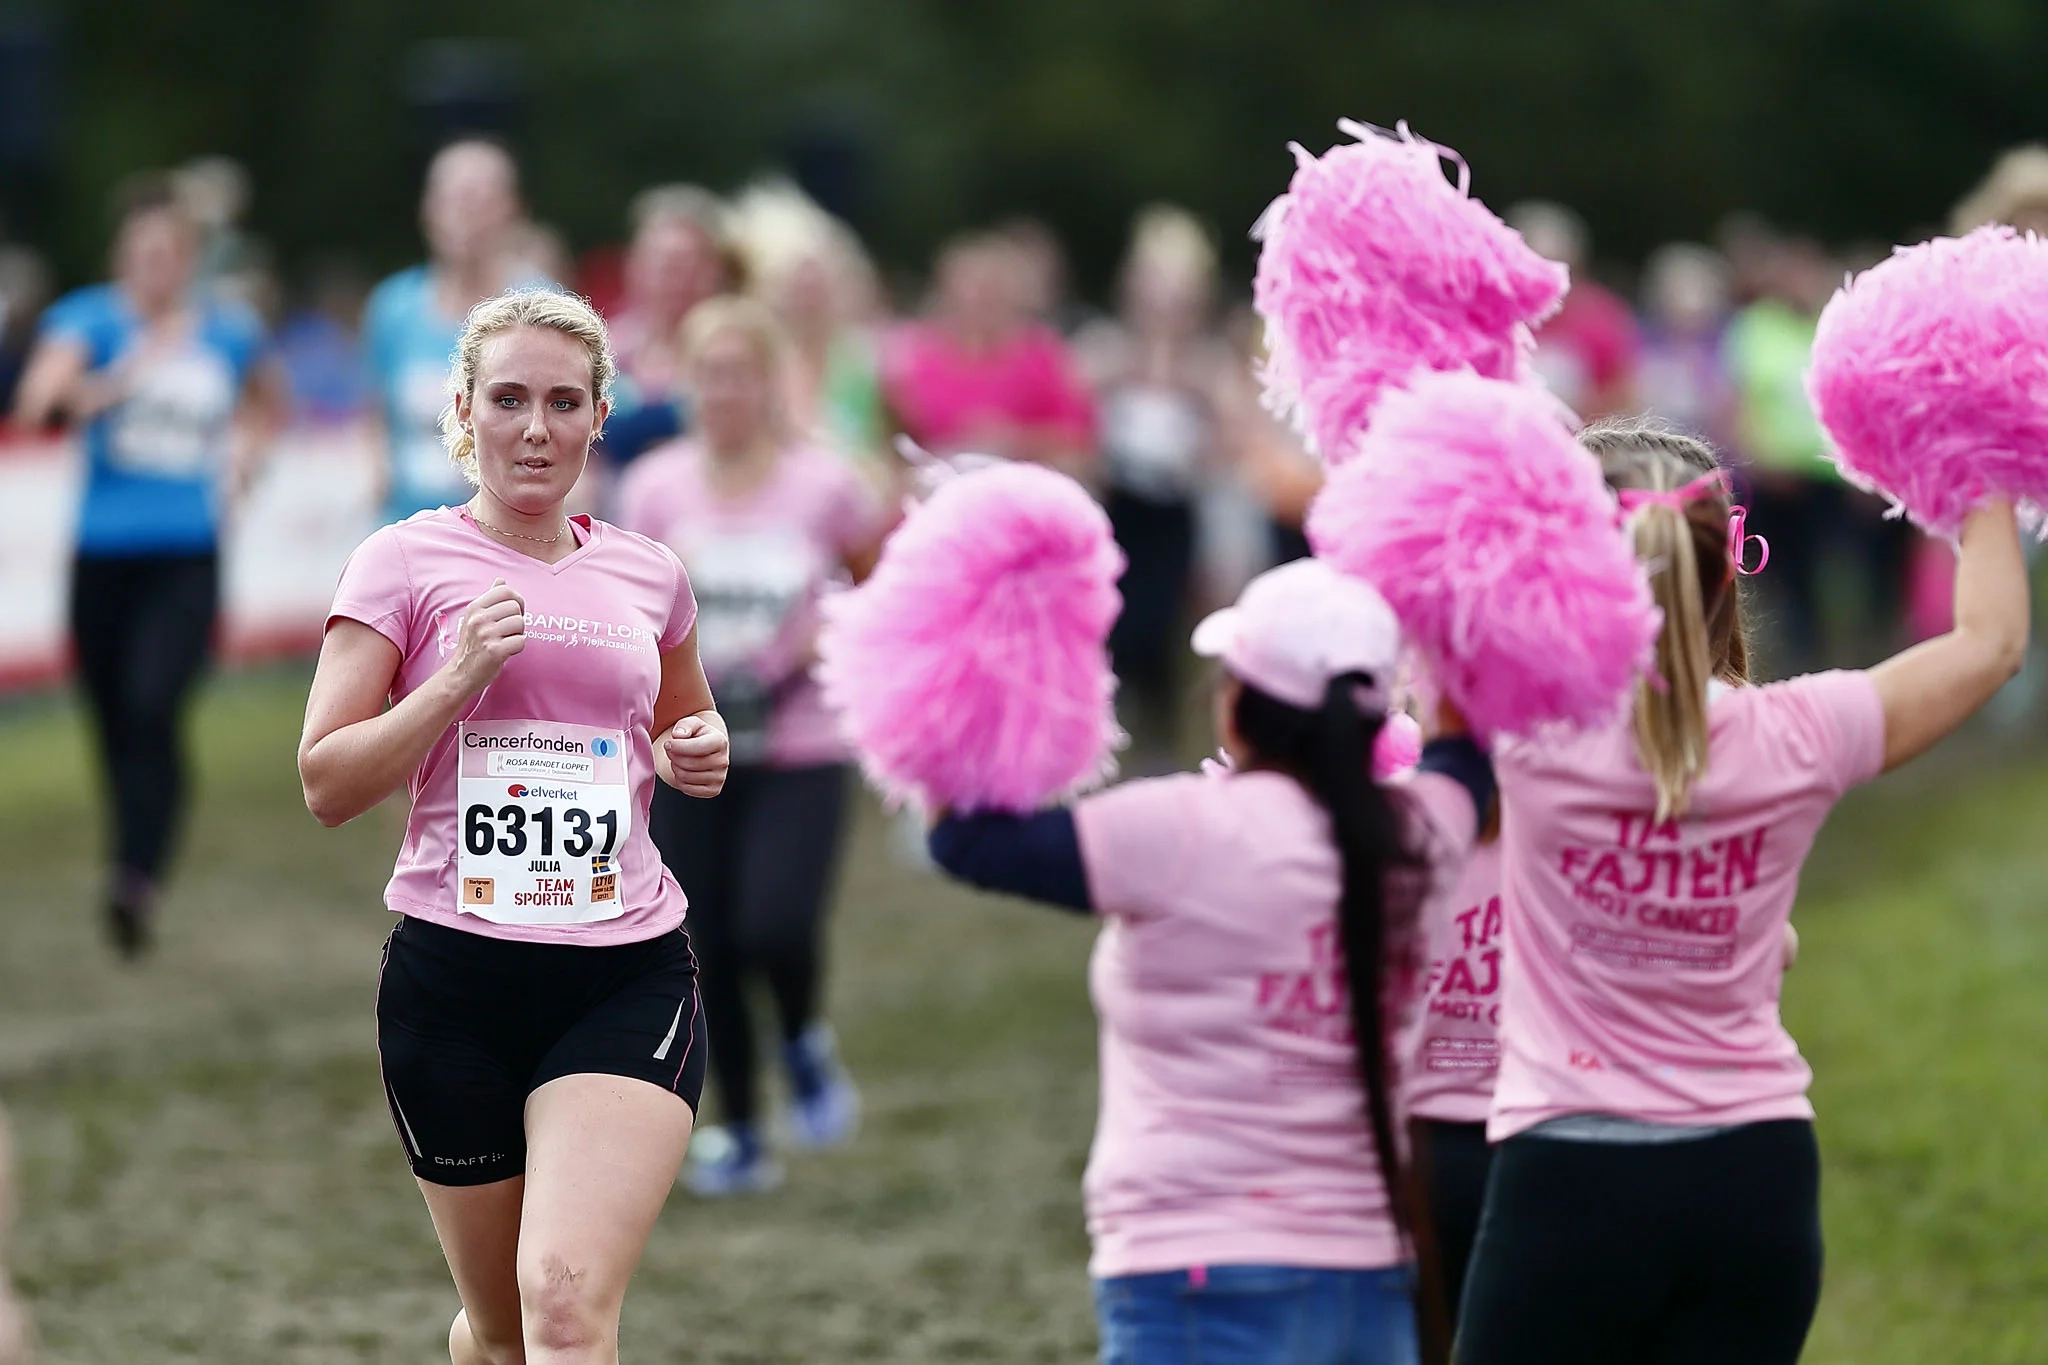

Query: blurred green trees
[10,0,2048,291]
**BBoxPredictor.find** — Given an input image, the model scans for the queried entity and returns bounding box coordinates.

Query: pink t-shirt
[881,320,1096,456]
[1489,671,1886,1140]
[1397,841,1503,1125]
[616,441,885,768]
[1071,768,1478,1278]
[326,506,699,945]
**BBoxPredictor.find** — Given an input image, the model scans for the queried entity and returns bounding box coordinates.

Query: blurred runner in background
[13,174,283,955]
[598,185,734,469]
[623,297,886,1197]
[364,138,524,524]
[173,156,266,318]
[1076,206,1234,770]
[881,232,1095,477]
[1511,200,1640,422]
[1635,243,1735,450]
[1724,236,1869,673]
[1221,303,1320,567]
[999,216,1098,338]
[727,179,893,483]
[274,257,370,427]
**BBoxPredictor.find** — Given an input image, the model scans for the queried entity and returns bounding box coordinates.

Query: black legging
[648,763,850,1128]
[1455,1120,1822,1365]
[1105,489,1195,746]
[69,551,219,883]
[1411,1119,1495,1321]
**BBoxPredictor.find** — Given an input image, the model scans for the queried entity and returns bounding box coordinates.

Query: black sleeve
[927,808,1095,914]
[1416,736,1496,828]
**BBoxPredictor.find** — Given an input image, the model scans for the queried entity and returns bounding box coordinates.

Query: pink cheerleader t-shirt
[616,440,884,768]
[1071,767,1478,1279]
[1398,841,1504,1125]
[1490,671,1886,1140]
[326,506,699,946]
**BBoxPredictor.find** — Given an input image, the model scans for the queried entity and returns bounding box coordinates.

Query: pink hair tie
[1614,468,1729,513]
[1728,504,1769,576]
[1372,711,1424,780]
[1614,468,1769,577]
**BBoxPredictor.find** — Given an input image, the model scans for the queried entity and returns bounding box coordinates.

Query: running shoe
[783,1023,861,1151]
[105,869,157,960]
[685,1122,783,1197]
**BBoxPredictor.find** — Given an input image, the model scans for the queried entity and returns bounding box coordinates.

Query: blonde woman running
[301,289,729,1363]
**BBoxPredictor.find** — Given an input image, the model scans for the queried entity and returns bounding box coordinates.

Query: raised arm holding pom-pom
[1871,501,2029,771]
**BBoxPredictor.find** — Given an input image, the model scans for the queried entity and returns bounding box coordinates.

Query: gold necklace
[471,507,568,544]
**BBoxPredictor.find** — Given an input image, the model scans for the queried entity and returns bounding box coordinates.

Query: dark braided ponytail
[1232,672,1434,1346]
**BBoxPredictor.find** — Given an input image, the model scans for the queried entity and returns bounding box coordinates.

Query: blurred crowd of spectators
[6,139,2048,752]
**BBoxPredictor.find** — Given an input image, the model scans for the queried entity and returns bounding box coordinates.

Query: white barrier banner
[0,429,380,689]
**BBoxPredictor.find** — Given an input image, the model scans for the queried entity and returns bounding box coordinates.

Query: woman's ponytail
[1630,499,1723,820]
[1577,416,1751,818]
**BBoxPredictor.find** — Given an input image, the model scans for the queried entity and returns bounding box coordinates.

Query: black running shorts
[375,914,707,1186]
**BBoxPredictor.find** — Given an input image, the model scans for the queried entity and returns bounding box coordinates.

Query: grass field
[0,671,2044,1363]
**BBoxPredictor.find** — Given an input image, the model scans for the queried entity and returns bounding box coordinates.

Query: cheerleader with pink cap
[817,457,1496,1364]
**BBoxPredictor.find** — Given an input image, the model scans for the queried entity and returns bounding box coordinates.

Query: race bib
[1102,386,1206,497]
[456,720,632,926]
[687,529,819,674]
[106,343,237,479]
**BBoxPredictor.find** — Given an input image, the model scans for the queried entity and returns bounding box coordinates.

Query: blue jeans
[1094,1264,1419,1365]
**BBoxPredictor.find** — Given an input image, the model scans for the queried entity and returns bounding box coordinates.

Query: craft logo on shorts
[591,736,619,758]
[462,877,495,906]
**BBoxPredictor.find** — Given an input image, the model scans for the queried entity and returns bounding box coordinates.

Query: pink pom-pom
[817,461,1125,814]
[1253,120,1567,465]
[1808,225,2048,539]
[1372,711,1423,780]
[1307,371,1659,739]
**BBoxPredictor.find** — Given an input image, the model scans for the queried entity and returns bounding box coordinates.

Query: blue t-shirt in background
[363,265,469,523]
[41,284,266,557]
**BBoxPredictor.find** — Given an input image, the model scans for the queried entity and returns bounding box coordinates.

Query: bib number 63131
[462,804,619,859]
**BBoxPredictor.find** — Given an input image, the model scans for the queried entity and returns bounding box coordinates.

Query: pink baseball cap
[1190,558,1403,709]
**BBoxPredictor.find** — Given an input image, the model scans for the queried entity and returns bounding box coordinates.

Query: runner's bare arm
[652,625,729,798]
[11,334,93,428]
[299,581,527,826]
